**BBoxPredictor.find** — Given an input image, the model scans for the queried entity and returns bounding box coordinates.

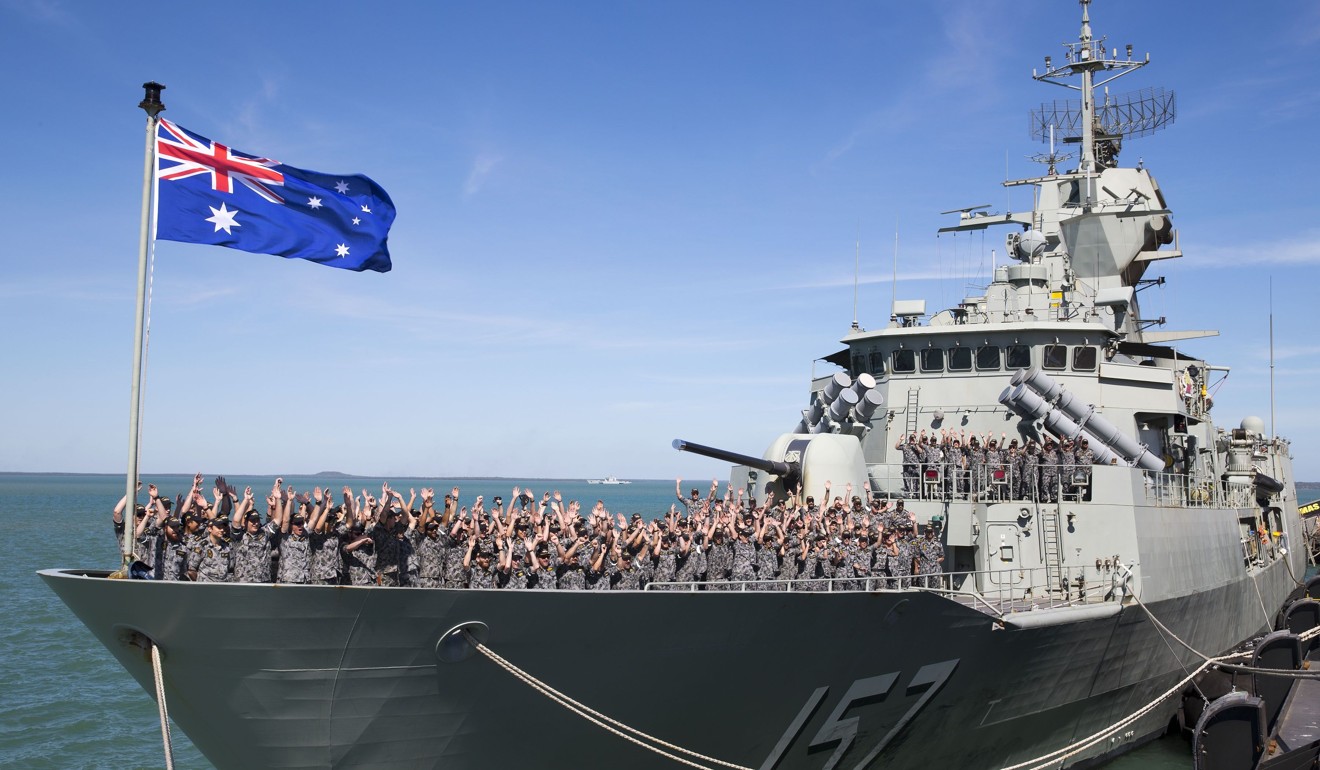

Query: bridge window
[1006,345,1031,369]
[851,352,866,376]
[948,347,972,372]
[1073,346,1098,371]
[1043,344,1067,370]
[975,346,1001,371]
[920,348,944,373]
[892,349,916,373]
[869,350,887,377]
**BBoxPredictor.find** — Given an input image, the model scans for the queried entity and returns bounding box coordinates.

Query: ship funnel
[854,389,884,423]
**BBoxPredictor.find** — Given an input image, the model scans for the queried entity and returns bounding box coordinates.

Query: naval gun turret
[674,433,869,504]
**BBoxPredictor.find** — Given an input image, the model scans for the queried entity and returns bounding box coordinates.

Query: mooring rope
[463,576,1320,770]
[151,643,175,770]
[1002,587,1320,770]
[462,631,752,770]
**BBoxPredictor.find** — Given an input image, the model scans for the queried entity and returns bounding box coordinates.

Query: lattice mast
[1032,0,1171,185]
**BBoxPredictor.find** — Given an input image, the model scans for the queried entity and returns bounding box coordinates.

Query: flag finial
[139,81,166,117]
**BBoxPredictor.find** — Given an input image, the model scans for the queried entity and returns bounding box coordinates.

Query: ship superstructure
[683,0,1292,612]
[41,3,1305,770]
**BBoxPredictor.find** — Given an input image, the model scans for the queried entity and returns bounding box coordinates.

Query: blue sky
[3,0,1319,480]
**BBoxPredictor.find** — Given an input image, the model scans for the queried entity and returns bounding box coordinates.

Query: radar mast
[1031,0,1173,187]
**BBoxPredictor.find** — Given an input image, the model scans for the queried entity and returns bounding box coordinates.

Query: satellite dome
[1240,416,1265,435]
[1014,230,1048,261]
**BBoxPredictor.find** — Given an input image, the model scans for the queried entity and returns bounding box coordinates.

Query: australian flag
[154,119,394,273]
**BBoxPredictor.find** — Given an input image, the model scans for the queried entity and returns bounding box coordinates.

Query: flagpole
[122,82,165,570]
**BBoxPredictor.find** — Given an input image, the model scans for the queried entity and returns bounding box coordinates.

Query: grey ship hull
[40,557,1297,770]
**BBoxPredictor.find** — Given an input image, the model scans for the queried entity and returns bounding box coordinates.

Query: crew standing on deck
[189,517,233,582]
[916,525,945,587]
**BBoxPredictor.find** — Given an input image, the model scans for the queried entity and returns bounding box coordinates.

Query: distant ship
[587,476,632,485]
[42,3,1305,769]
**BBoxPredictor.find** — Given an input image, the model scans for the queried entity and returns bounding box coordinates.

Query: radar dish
[1030,87,1175,144]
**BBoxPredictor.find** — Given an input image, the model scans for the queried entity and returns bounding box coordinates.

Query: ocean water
[5,472,1315,769]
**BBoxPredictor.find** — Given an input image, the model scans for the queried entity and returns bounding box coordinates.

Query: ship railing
[1144,472,1255,509]
[644,564,1121,617]
[865,461,1094,504]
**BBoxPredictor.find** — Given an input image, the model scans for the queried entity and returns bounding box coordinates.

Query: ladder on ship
[905,388,920,435]
[1041,506,1065,595]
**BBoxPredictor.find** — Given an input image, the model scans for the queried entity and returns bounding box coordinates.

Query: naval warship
[42,2,1305,769]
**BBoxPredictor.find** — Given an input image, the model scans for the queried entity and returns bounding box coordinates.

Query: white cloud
[815,3,1006,170]
[463,152,503,198]
[1190,231,1320,267]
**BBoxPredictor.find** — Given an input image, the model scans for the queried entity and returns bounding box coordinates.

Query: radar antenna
[1029,124,1076,175]
[1030,0,1173,175]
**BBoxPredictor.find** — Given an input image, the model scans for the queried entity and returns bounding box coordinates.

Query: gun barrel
[672,439,793,477]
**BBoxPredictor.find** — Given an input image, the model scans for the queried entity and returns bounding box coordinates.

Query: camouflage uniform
[135,523,160,572]
[704,538,734,589]
[797,547,827,591]
[673,544,703,586]
[190,538,232,583]
[968,444,987,496]
[652,548,678,589]
[586,561,612,591]
[610,559,645,590]
[556,560,587,590]
[945,444,966,497]
[1059,444,1078,500]
[916,536,945,588]
[829,548,856,590]
[397,532,418,586]
[1021,445,1041,501]
[922,442,943,499]
[527,563,557,590]
[851,542,875,590]
[232,522,278,583]
[372,525,402,587]
[277,531,313,585]
[900,439,921,496]
[528,546,559,590]
[467,558,497,589]
[311,523,346,585]
[344,535,377,586]
[1075,445,1095,500]
[754,542,782,590]
[730,538,757,588]
[1041,445,1061,502]
[985,447,1007,499]
[501,543,529,590]
[442,536,469,588]
[156,537,190,581]
[889,538,914,589]
[414,529,448,588]
[1008,448,1025,500]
